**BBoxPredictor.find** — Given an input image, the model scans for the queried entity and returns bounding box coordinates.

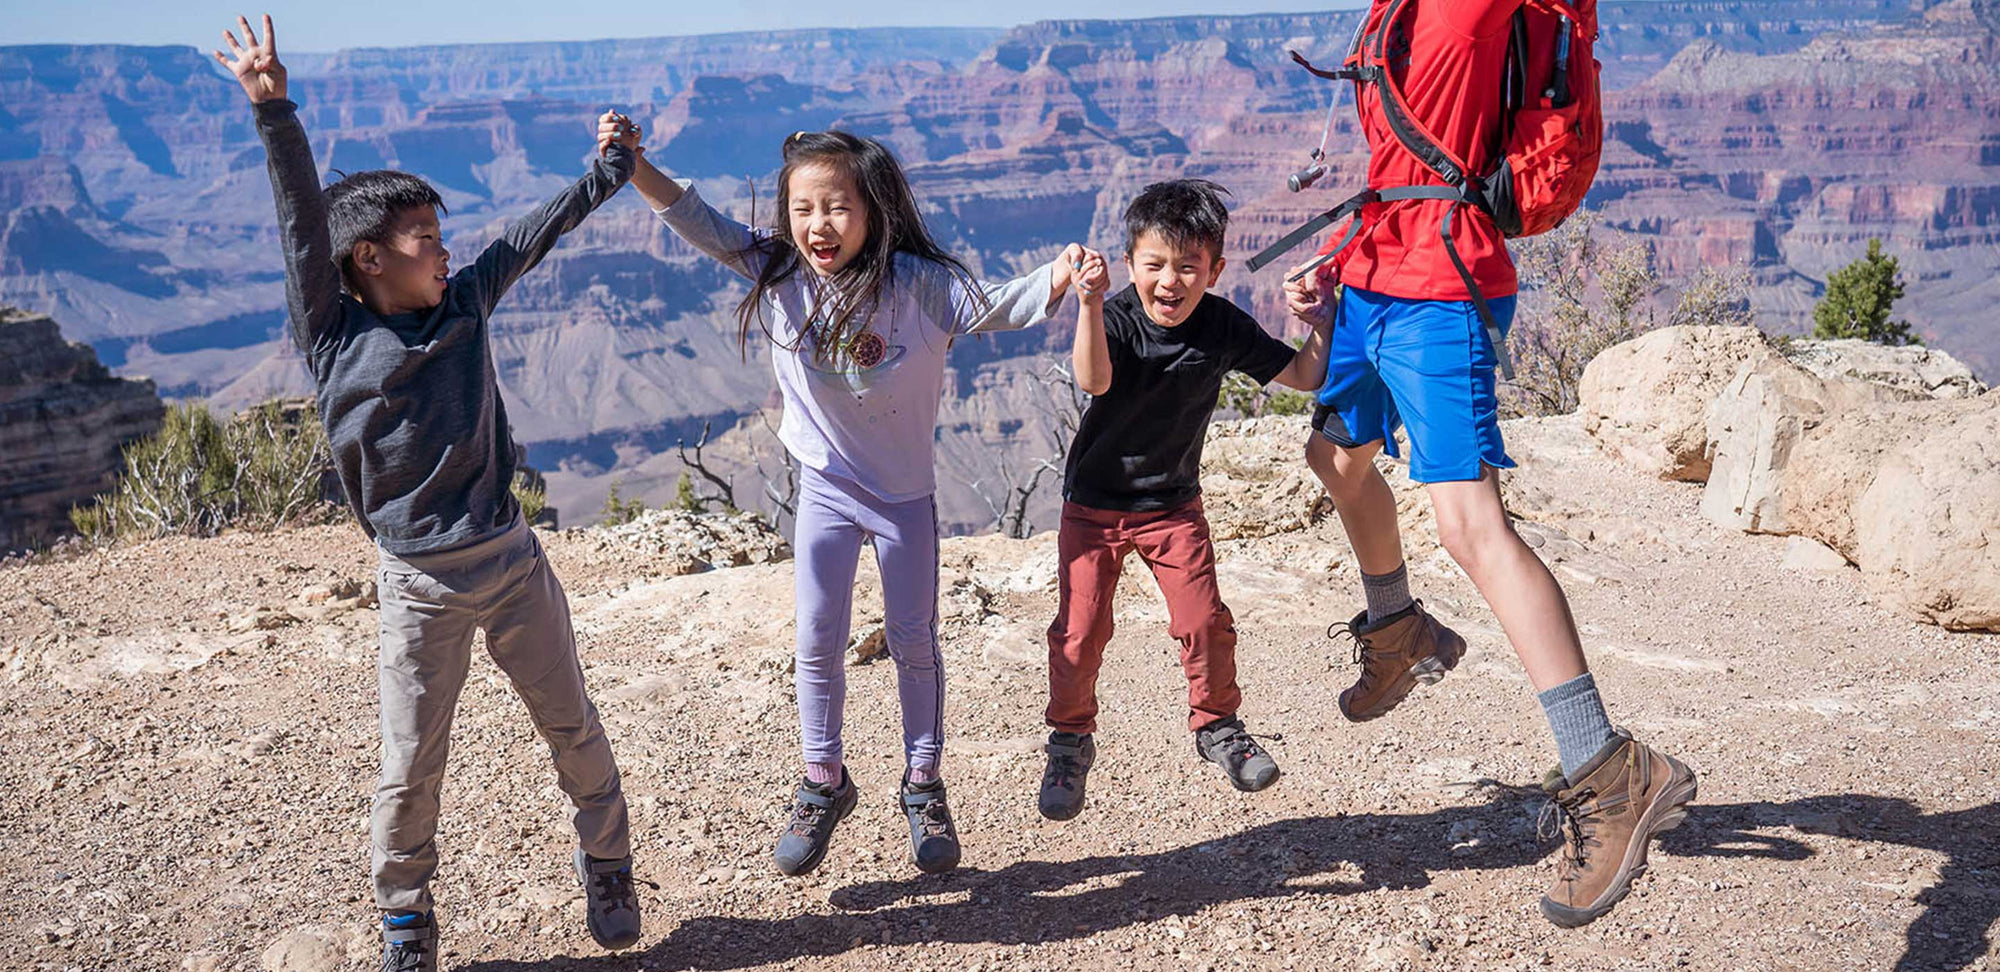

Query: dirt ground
[2,416,1995,972]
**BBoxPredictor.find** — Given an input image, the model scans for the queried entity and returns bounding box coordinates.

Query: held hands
[596,111,643,158]
[1074,248,1110,304]
[1053,243,1109,300]
[1285,263,1335,331]
[213,14,286,104]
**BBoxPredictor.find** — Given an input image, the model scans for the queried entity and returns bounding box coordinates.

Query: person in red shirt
[1285,0,1697,929]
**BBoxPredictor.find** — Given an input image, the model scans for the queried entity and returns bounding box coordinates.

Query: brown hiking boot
[1334,601,1466,722]
[1538,730,1698,928]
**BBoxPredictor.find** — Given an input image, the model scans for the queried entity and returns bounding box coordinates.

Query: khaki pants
[371,518,629,911]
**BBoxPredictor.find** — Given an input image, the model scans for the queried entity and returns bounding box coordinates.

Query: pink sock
[907,765,940,786]
[805,762,842,786]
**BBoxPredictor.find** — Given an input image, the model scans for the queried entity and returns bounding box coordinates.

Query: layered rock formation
[0,309,164,551]
[4,2,1994,532]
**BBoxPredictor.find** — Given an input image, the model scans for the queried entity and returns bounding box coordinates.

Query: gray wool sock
[1538,672,1617,781]
[1361,564,1415,625]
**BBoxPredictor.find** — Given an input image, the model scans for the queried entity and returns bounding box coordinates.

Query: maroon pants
[1045,499,1241,734]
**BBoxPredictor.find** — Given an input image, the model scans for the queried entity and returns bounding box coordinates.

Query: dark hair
[325,169,448,293]
[735,130,984,362]
[1123,179,1231,263]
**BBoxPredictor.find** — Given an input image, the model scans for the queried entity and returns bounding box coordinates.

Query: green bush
[1813,238,1920,345]
[71,399,337,544]
[512,473,548,525]
[599,478,648,526]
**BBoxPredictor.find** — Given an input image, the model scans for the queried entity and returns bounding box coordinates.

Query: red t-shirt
[1329,0,1523,301]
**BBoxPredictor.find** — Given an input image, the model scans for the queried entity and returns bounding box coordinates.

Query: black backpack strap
[1247,188,1379,274]
[1437,203,1517,380]
[1289,49,1376,83]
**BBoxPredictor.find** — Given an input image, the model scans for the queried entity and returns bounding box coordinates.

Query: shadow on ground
[465,788,1998,972]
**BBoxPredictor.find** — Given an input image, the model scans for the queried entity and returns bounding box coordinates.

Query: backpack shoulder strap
[1364,0,1478,189]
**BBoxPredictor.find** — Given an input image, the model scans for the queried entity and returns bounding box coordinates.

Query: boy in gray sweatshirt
[217,15,642,969]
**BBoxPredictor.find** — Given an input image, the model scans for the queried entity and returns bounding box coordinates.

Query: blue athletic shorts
[1312,285,1518,484]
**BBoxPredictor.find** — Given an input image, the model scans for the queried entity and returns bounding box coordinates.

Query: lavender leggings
[793,465,944,774]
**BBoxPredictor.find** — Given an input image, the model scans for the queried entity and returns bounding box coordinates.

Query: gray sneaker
[379,912,436,972]
[773,769,858,876]
[573,850,645,950]
[1194,716,1281,792]
[900,776,962,874]
[1039,731,1096,821]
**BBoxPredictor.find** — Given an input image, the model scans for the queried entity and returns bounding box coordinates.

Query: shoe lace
[1331,623,1385,691]
[786,799,828,838]
[1537,788,1598,871]
[381,939,430,972]
[1207,724,1283,764]
[587,867,657,913]
[917,797,953,838]
[1045,751,1083,790]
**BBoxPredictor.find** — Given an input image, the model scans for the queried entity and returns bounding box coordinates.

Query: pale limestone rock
[1578,326,1772,482]
[1699,354,1914,534]
[1850,394,2000,631]
[1781,536,1851,572]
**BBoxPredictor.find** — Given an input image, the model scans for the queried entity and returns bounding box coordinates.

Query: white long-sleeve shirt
[656,181,1059,502]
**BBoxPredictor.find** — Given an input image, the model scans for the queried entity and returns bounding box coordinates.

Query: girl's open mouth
[810,243,840,265]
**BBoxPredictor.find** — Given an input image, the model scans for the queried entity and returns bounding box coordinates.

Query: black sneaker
[900,776,962,874]
[1039,731,1096,821]
[772,769,858,876]
[1194,716,1281,792]
[379,911,437,972]
[573,849,649,950]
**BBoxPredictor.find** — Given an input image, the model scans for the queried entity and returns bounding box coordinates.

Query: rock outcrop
[1698,352,1923,534]
[0,309,163,551]
[1583,326,1998,631]
[563,507,792,577]
[1578,325,1774,482]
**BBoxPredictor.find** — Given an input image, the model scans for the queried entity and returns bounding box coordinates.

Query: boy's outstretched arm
[1071,249,1113,395]
[465,110,638,318]
[219,15,341,357]
[1273,262,1337,391]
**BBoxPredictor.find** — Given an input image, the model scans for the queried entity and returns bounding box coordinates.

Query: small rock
[1781,536,1850,572]
[848,624,888,665]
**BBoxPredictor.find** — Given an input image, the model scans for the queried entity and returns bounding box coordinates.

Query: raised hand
[596,110,642,158]
[213,14,286,104]
[1052,242,1089,293]
[1285,262,1334,329]
[1075,248,1110,300]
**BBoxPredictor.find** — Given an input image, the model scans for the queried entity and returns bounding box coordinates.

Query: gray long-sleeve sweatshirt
[254,98,633,555]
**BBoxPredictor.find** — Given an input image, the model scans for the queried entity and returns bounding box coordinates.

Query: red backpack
[1249,0,1604,377]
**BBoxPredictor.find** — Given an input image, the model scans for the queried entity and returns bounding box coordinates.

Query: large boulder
[1698,354,1916,533]
[1578,326,1772,482]
[1849,394,2000,631]
[1702,351,2000,631]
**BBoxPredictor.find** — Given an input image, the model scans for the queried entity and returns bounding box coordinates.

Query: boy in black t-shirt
[1039,180,1334,820]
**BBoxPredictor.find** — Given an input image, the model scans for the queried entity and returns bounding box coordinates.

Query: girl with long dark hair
[623,121,1089,877]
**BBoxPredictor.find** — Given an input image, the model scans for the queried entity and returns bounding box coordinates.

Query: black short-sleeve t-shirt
[1063,285,1297,512]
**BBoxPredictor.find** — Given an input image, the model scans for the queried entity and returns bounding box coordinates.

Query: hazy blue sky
[5,1,1370,51]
